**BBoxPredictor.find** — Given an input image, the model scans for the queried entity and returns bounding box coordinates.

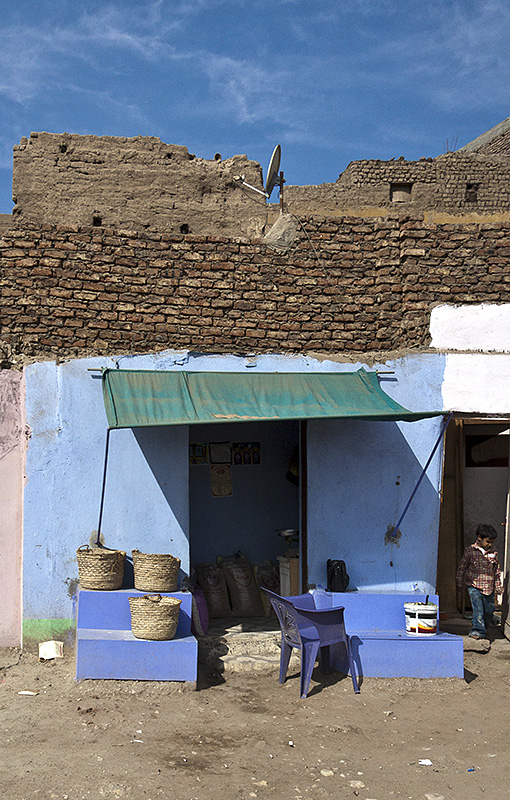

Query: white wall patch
[430,304,510,353]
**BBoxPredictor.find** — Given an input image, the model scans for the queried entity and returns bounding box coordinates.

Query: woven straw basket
[132,550,181,592]
[129,594,182,640]
[76,546,126,590]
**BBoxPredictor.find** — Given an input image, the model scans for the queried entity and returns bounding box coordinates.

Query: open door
[438,417,510,620]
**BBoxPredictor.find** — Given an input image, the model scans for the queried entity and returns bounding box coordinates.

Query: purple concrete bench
[290,590,464,679]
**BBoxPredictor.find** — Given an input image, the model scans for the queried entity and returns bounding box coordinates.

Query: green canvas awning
[102,368,440,429]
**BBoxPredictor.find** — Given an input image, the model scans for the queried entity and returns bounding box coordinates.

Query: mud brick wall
[12,134,510,244]
[285,152,510,216]
[1,217,510,364]
[12,132,267,238]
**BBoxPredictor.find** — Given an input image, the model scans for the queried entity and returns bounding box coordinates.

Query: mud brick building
[1,120,510,657]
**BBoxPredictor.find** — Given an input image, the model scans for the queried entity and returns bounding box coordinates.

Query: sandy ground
[1,621,509,800]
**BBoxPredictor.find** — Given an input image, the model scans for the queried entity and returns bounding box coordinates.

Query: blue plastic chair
[262,588,360,698]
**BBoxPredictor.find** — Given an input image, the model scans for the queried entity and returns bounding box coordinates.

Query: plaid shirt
[456,543,503,596]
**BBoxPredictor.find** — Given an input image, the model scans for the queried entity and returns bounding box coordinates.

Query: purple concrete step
[330,630,464,678]
[76,589,197,682]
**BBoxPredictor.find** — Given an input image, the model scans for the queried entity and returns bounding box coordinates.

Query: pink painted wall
[0,371,24,646]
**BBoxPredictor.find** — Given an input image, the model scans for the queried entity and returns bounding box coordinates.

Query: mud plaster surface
[1,618,509,800]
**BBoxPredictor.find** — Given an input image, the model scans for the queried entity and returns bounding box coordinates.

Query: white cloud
[360,0,510,112]
[0,2,193,104]
[0,0,508,172]
[202,55,293,125]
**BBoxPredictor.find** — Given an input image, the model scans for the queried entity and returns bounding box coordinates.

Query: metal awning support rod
[392,413,453,538]
[96,427,111,546]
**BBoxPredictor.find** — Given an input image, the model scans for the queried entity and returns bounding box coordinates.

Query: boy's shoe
[469,633,483,640]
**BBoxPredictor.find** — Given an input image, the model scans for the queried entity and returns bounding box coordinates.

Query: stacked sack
[194,551,279,619]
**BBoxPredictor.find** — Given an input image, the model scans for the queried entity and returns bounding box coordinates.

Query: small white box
[38,640,64,660]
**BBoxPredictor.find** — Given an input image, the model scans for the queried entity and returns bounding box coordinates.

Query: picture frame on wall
[233,442,261,465]
[208,441,232,464]
[189,442,208,465]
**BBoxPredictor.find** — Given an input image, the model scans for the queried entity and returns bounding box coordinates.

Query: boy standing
[456,523,503,640]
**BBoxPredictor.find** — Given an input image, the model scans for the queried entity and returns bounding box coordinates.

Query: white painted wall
[430,303,510,414]
[431,304,510,353]
[441,354,510,414]
[463,467,508,543]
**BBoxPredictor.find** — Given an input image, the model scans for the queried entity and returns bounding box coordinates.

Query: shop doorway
[437,418,510,614]
[188,419,302,588]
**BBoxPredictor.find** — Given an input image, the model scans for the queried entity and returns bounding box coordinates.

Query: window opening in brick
[92,215,102,227]
[390,183,413,202]
[465,183,479,203]
[180,223,190,234]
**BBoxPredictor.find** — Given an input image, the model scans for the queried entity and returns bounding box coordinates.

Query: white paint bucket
[404,602,438,636]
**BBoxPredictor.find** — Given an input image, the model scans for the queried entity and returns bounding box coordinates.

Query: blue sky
[1,0,509,212]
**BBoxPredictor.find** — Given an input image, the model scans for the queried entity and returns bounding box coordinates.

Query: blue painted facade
[22,350,447,638]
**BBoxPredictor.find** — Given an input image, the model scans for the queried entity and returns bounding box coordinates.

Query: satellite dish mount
[234,144,285,209]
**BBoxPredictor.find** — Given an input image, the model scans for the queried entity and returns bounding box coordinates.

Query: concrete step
[198,610,465,679]
[201,630,281,658]
[198,617,300,675]
[221,652,300,675]
[77,628,198,681]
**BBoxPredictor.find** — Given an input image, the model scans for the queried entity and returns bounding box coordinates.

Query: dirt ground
[1,622,509,800]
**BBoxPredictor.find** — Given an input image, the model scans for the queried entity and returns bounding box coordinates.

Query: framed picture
[189,442,208,465]
[210,465,233,497]
[209,441,232,464]
[233,442,261,465]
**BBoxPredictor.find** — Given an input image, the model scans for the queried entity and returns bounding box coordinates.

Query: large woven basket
[76,546,126,590]
[132,550,181,591]
[129,594,182,640]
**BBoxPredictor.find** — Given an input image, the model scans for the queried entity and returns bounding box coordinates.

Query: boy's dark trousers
[467,586,495,637]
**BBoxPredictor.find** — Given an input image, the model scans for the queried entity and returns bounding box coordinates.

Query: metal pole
[391,413,453,539]
[96,428,111,545]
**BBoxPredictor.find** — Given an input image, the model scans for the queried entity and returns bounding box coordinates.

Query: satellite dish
[265,144,281,198]
[233,144,283,204]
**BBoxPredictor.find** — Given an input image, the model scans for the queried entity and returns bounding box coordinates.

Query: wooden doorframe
[438,415,510,621]
[437,419,465,611]
[503,437,510,638]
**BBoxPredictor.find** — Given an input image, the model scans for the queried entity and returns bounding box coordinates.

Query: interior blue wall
[306,354,446,593]
[189,420,299,565]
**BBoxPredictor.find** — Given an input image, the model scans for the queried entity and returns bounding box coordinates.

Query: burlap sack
[194,563,233,618]
[219,552,264,618]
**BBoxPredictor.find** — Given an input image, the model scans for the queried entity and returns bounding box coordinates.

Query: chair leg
[300,641,319,698]
[279,640,293,685]
[346,636,360,694]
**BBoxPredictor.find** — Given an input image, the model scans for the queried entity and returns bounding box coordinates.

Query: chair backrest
[263,588,349,647]
[262,588,304,646]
